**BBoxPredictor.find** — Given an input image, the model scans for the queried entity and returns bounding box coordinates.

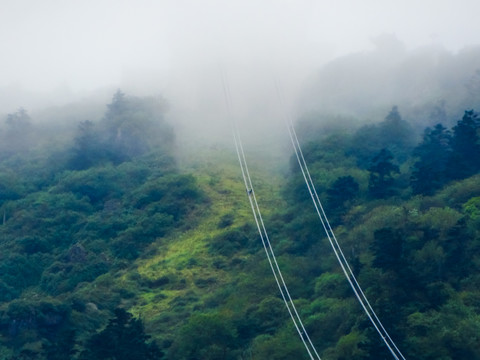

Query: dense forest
[0,74,480,359]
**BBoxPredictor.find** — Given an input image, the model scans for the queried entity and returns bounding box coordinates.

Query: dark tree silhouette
[368,149,399,198]
[100,90,173,163]
[380,106,413,145]
[350,106,414,167]
[326,175,359,224]
[43,329,77,360]
[371,227,404,272]
[168,313,236,360]
[447,110,480,179]
[79,308,162,360]
[69,120,105,170]
[411,124,451,195]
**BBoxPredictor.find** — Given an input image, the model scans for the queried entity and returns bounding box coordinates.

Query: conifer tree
[79,308,162,360]
[368,149,399,198]
[447,110,480,179]
[411,124,451,195]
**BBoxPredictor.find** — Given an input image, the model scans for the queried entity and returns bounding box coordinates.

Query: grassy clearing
[125,146,286,339]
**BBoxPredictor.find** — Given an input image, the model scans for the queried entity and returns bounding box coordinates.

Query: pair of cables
[222,68,406,359]
[221,68,321,360]
[276,81,406,360]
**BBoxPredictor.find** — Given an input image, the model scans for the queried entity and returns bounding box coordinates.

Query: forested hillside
[0,88,479,360]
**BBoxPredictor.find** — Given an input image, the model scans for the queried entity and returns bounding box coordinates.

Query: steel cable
[275,80,406,360]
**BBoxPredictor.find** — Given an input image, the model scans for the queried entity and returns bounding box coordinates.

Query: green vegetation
[0,92,479,359]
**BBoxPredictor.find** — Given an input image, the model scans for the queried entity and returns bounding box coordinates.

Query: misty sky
[1,0,480,107]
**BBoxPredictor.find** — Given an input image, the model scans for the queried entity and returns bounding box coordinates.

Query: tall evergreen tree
[379,106,415,162]
[411,124,451,195]
[79,308,162,360]
[368,149,399,198]
[69,120,105,170]
[350,106,414,167]
[100,90,173,163]
[447,110,480,179]
[43,329,77,360]
[371,227,404,272]
[326,175,359,224]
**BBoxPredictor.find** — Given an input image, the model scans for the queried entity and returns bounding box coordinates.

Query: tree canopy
[0,95,479,359]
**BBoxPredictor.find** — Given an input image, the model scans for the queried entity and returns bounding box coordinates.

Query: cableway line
[275,79,406,360]
[220,67,321,360]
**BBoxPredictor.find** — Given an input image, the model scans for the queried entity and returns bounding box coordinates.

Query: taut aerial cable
[220,66,321,360]
[275,80,406,360]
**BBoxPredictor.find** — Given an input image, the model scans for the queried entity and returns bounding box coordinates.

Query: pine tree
[69,120,105,170]
[368,149,399,198]
[447,110,480,179]
[411,124,451,195]
[326,175,359,224]
[79,308,162,360]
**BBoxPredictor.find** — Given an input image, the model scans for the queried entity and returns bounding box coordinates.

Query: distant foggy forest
[0,35,479,359]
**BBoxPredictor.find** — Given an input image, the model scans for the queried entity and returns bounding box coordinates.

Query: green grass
[122,146,287,340]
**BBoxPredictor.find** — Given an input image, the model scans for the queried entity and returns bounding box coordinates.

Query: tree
[410,124,451,195]
[368,149,399,198]
[69,120,106,170]
[100,90,173,163]
[42,329,77,360]
[379,106,415,155]
[1,108,33,156]
[250,331,307,360]
[5,108,31,137]
[349,106,414,167]
[327,176,359,209]
[79,308,162,360]
[371,228,403,272]
[106,90,128,119]
[326,176,359,224]
[447,110,480,179]
[168,313,237,359]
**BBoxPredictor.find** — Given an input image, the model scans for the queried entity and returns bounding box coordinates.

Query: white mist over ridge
[299,38,480,129]
[2,1,480,102]
[1,0,480,159]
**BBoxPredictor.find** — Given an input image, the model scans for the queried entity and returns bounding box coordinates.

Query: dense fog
[2,3,480,359]
[1,0,480,154]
